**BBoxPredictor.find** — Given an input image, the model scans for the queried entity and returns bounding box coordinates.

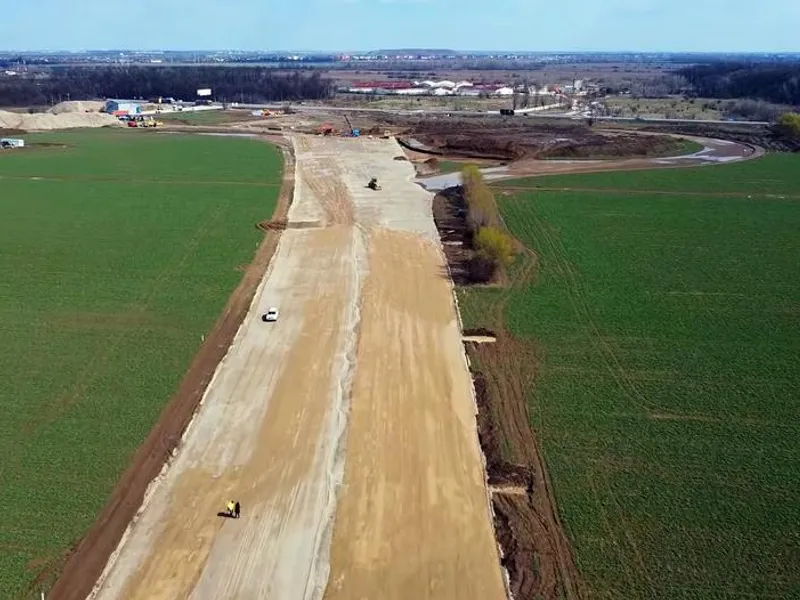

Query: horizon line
[3,49,800,55]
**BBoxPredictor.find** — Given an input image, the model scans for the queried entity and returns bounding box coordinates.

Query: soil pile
[386,115,686,161]
[48,101,106,115]
[0,110,120,131]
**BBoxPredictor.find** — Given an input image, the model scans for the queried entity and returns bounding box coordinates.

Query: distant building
[103,100,142,115]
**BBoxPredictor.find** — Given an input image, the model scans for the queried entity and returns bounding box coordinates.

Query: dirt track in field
[78,135,506,600]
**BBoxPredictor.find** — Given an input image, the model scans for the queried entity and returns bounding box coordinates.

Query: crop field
[497,153,800,196]
[460,155,800,599]
[0,130,281,597]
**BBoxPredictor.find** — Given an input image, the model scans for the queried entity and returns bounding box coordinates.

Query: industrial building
[103,100,143,116]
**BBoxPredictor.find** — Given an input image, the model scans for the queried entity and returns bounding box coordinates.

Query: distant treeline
[679,62,800,105]
[0,66,336,107]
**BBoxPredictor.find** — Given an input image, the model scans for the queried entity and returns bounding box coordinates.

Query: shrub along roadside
[461,165,516,282]
[776,112,800,139]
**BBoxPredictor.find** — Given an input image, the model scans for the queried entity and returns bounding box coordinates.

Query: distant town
[2,49,800,68]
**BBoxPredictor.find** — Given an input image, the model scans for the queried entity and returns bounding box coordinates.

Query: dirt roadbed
[78,135,506,600]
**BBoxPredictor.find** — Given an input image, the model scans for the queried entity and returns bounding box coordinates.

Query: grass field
[436,159,503,174]
[497,153,800,196]
[460,155,800,599]
[0,129,281,598]
[604,96,724,120]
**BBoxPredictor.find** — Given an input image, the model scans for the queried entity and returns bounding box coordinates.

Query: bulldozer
[367,178,381,191]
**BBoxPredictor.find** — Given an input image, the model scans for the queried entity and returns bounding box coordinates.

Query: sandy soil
[0,109,120,131]
[87,135,505,600]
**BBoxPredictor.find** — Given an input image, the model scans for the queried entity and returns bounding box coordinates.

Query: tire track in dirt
[46,138,295,600]
[472,334,585,600]
[323,228,507,600]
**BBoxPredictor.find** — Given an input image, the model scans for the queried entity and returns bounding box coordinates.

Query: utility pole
[521,79,530,110]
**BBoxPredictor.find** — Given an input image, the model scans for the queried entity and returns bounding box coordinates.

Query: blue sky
[1,0,798,52]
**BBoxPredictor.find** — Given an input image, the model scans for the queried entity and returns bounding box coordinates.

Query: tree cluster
[776,112,800,139]
[461,165,515,283]
[0,66,336,107]
[678,62,800,106]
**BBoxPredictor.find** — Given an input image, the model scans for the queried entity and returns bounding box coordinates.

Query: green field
[157,109,260,126]
[460,155,800,599]
[0,129,281,597]
[497,153,800,196]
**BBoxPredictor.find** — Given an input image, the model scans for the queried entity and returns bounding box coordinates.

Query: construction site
[1,98,777,600]
[44,132,510,600]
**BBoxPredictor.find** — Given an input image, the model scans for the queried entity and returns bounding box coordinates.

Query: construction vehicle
[342,114,360,137]
[367,178,381,191]
[127,115,162,128]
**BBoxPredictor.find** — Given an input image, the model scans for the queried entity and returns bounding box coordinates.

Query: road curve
[416,135,764,191]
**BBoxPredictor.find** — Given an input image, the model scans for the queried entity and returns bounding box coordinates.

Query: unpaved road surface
[90,135,505,600]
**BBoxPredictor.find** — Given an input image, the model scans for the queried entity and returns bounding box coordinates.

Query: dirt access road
[88,135,506,600]
[417,135,762,191]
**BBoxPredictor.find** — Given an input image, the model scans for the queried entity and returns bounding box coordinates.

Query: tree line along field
[459,154,800,599]
[0,130,282,597]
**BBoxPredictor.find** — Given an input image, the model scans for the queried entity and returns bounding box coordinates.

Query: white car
[262,307,279,322]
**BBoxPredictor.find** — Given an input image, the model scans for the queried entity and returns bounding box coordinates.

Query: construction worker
[234,501,241,519]
[227,500,235,518]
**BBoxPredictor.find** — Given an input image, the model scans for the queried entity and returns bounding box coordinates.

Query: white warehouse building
[103,100,143,115]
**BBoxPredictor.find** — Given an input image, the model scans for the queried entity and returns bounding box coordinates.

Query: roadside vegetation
[0,129,282,597]
[461,165,516,282]
[458,154,800,599]
[777,112,800,139]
